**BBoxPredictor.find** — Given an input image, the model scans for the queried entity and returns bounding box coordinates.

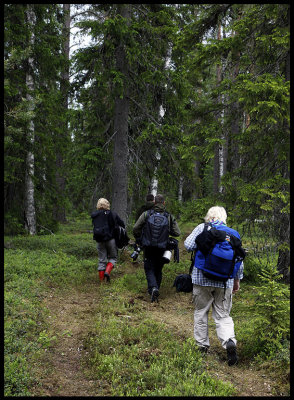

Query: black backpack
[113,225,130,249]
[92,210,113,242]
[173,274,193,293]
[141,210,170,249]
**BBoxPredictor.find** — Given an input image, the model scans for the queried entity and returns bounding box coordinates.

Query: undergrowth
[4,216,290,396]
[83,286,235,396]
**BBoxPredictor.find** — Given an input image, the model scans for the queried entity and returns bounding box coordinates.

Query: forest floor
[31,259,283,397]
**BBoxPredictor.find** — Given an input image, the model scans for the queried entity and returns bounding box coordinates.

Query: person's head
[96,198,110,210]
[204,206,227,224]
[146,194,154,202]
[154,194,165,205]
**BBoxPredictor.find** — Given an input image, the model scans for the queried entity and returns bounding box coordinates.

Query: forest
[4,3,290,397]
[4,4,289,280]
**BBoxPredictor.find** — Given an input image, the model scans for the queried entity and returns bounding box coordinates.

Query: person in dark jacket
[133,194,181,302]
[91,198,125,282]
[135,193,155,222]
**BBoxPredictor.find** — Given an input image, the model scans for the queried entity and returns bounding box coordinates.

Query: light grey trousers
[192,284,237,349]
[97,239,118,271]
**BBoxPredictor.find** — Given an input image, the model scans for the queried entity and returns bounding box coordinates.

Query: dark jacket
[135,200,155,222]
[91,210,125,242]
[133,203,181,240]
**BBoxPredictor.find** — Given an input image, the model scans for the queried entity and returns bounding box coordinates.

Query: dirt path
[148,290,275,397]
[32,283,102,396]
[32,275,280,397]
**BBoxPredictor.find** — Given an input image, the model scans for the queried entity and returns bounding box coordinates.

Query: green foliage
[180,197,221,223]
[4,227,98,396]
[252,264,290,357]
[85,288,235,397]
[4,217,290,396]
[241,256,262,283]
[234,263,290,367]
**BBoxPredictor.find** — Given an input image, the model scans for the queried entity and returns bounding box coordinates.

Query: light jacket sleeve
[184,223,205,252]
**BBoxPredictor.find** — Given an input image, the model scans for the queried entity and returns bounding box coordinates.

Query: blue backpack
[194,223,245,283]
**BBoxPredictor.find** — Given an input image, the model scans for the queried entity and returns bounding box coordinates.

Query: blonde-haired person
[91,198,125,282]
[184,206,244,366]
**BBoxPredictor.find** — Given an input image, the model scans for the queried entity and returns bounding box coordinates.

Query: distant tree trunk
[24,5,37,235]
[111,4,130,223]
[150,44,172,197]
[220,28,228,191]
[178,176,184,202]
[54,3,70,223]
[229,12,241,173]
[276,6,290,283]
[150,150,161,196]
[213,23,222,195]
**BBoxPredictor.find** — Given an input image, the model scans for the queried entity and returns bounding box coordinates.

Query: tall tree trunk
[111,4,130,223]
[24,5,37,235]
[54,3,70,223]
[149,44,172,197]
[150,150,161,196]
[229,12,242,173]
[213,23,222,195]
[276,5,290,283]
[178,176,184,202]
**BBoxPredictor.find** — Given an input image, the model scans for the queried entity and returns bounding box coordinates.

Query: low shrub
[85,311,235,397]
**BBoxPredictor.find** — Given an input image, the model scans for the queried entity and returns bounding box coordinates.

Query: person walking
[134,193,155,222]
[91,198,125,282]
[133,194,181,302]
[184,206,244,366]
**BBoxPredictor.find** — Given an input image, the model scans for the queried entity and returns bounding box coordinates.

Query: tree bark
[54,3,70,223]
[111,4,130,224]
[213,23,222,195]
[276,4,290,283]
[24,5,37,235]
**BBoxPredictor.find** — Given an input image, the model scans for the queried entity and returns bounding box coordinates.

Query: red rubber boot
[99,270,105,282]
[104,262,114,282]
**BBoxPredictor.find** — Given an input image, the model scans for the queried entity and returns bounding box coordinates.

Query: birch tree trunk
[24,5,36,235]
[54,3,70,222]
[150,45,172,197]
[111,4,130,223]
[150,149,161,196]
[229,12,242,173]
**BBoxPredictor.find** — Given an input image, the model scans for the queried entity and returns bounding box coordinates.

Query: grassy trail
[31,262,275,396]
[5,219,288,396]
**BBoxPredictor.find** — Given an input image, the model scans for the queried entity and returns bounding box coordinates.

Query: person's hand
[232,279,240,294]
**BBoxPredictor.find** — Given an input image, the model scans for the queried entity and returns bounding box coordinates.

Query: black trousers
[144,247,165,294]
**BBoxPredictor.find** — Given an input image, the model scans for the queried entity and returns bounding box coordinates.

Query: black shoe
[151,287,159,303]
[226,339,238,366]
[198,345,209,354]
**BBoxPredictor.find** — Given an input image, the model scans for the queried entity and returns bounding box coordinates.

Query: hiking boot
[198,345,209,354]
[226,339,238,366]
[150,287,159,303]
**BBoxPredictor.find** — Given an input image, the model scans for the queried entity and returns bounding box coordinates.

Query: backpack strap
[191,222,211,273]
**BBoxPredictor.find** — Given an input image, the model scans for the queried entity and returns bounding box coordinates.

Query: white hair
[204,206,227,224]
